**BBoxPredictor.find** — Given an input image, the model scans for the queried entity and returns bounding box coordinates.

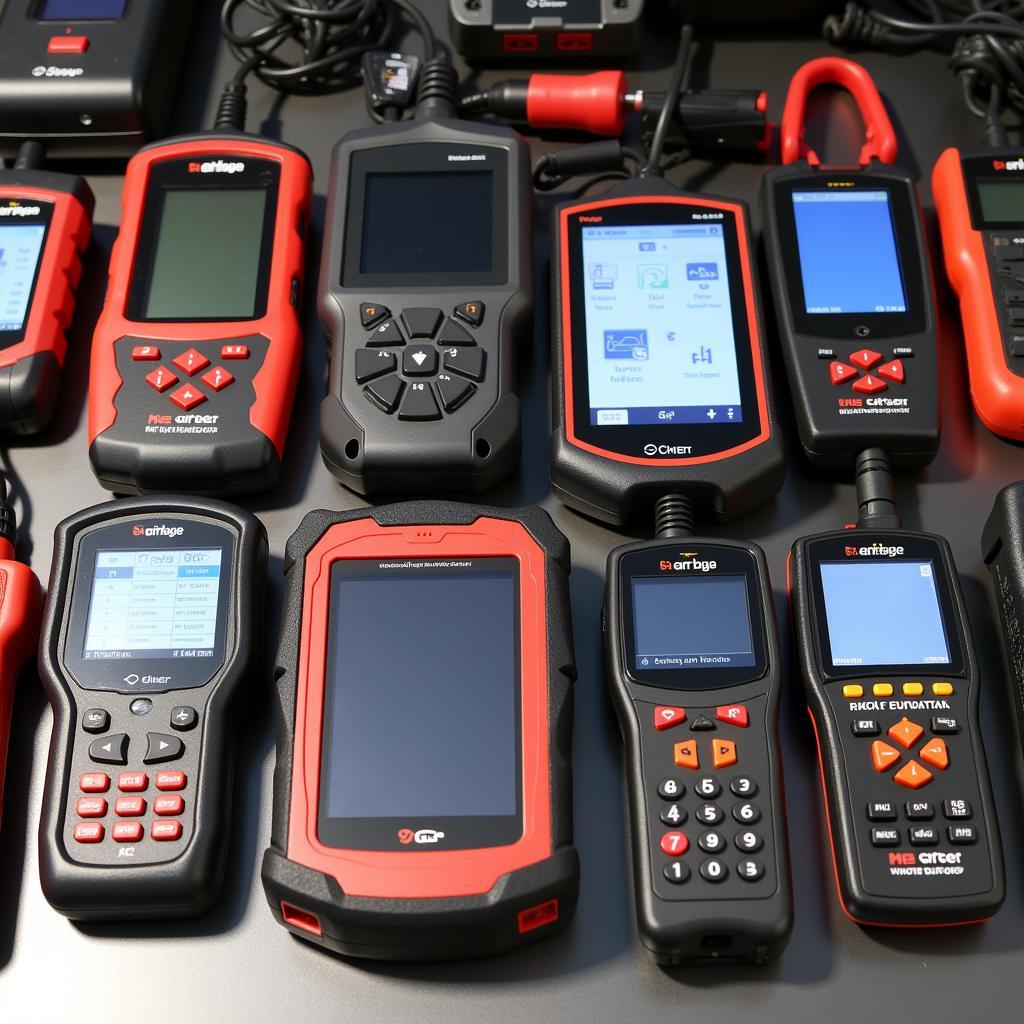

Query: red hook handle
[779,57,898,167]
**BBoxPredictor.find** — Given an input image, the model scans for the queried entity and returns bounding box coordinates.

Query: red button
[115,796,146,817]
[151,820,183,842]
[77,797,107,818]
[221,344,250,359]
[169,385,206,411]
[154,794,184,816]
[852,374,887,395]
[172,348,210,376]
[877,359,905,384]
[73,822,104,844]
[80,772,110,793]
[654,706,686,731]
[112,822,144,843]
[850,349,883,370]
[829,361,858,386]
[132,345,161,361]
[201,366,234,392]
[659,831,689,856]
[48,36,89,54]
[155,771,186,791]
[145,366,178,393]
[118,771,148,792]
[716,704,749,728]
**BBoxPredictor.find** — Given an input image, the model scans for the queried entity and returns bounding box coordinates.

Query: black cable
[654,494,696,539]
[13,140,45,172]
[642,23,694,177]
[854,447,902,530]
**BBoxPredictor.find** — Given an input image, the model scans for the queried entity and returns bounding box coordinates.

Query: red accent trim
[526,71,627,137]
[518,898,559,934]
[281,902,322,936]
[285,517,553,900]
[502,32,538,53]
[558,194,773,466]
[87,138,312,456]
[780,58,897,168]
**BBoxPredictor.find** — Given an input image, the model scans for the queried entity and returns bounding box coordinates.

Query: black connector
[362,51,421,122]
[13,140,45,172]
[639,89,770,155]
[655,494,696,539]
[0,475,16,550]
[854,447,901,530]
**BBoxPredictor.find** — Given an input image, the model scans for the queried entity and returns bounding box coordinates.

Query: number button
[729,776,757,797]
[695,777,721,799]
[700,859,728,883]
[732,802,760,824]
[698,831,725,854]
[735,830,763,852]
[738,859,765,882]
[664,861,690,884]
[659,831,689,856]
[695,804,724,826]
[660,803,686,826]
[657,778,684,800]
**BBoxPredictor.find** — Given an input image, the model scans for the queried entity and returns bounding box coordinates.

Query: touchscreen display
[580,223,744,427]
[0,224,46,332]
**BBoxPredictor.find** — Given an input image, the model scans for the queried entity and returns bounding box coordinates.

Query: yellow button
[843,684,864,698]
[873,683,894,697]
[903,682,924,696]
[933,682,953,696]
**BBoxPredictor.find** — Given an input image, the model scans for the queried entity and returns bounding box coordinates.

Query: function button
[364,374,404,413]
[170,706,198,732]
[659,831,689,856]
[172,348,210,376]
[455,301,485,326]
[852,374,887,395]
[943,798,972,820]
[867,800,897,821]
[932,682,954,696]
[737,859,765,882]
[144,733,184,765]
[698,831,726,853]
[817,347,836,359]
[700,859,728,883]
[89,734,129,766]
[712,738,737,770]
[403,346,438,377]
[397,382,442,421]
[871,827,901,847]
[1011,335,1024,358]
[360,303,390,328]
[653,706,686,731]
[169,385,206,412]
[893,346,914,357]
[877,359,905,384]
[888,717,924,750]
[910,826,939,847]
[660,803,686,826]
[997,243,1024,261]
[694,777,721,799]
[893,760,932,790]
[49,35,90,54]
[842,684,864,699]
[657,778,684,800]
[931,716,959,734]
[401,307,443,338]
[829,361,858,386]
[129,698,152,717]
[131,345,160,361]
[948,824,979,845]
[73,823,104,844]
[732,802,760,824]
[673,740,699,771]
[201,367,234,392]
[367,319,405,347]
[221,344,250,359]
[664,861,691,884]
[82,709,110,734]
[114,796,146,817]
[437,318,476,346]
[112,822,144,843]
[870,740,901,773]
[436,374,475,412]
[902,682,924,696]
[145,366,178,393]
[76,797,107,818]
[695,804,724,826]
[154,795,185,816]
[730,776,757,797]
[155,771,186,792]
[918,738,949,771]
[850,348,883,371]
[905,801,934,820]
[79,773,110,793]
[873,683,894,697]
[118,772,148,792]
[716,704,748,728]
[735,830,763,852]
[689,714,715,732]
[355,348,397,384]
[1008,307,1024,328]
[151,820,183,842]
[852,719,880,737]
[443,346,486,382]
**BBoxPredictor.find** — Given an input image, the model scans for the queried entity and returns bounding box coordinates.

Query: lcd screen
[0,224,46,332]
[37,0,127,19]
[631,575,756,672]
[976,180,1024,223]
[792,190,907,314]
[819,560,951,667]
[580,223,744,427]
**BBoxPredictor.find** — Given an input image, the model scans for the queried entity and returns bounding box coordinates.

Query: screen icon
[604,329,649,360]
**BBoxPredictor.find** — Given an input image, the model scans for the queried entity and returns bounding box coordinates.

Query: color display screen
[0,224,46,332]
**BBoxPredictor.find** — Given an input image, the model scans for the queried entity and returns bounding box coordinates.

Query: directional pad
[888,717,924,750]
[398,382,441,421]
[403,346,438,377]
[829,361,858,386]
[850,348,883,371]
[852,374,887,395]
[172,348,210,376]
[401,307,443,339]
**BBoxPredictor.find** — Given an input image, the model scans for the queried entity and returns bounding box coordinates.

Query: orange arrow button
[674,739,699,770]
[893,759,933,789]
[871,740,901,773]
[919,738,949,771]
[888,717,924,750]
[712,738,737,769]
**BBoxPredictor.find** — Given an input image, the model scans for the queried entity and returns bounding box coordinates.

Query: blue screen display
[820,560,951,667]
[792,191,907,314]
[37,0,127,19]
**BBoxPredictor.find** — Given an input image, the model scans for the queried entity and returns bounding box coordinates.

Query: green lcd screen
[977,180,1024,225]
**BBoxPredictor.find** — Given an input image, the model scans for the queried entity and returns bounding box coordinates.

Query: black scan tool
[0,0,195,158]
[791,450,1004,927]
[38,495,266,920]
[604,497,792,964]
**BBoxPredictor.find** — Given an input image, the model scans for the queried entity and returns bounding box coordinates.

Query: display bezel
[962,153,1024,229]
[0,198,53,349]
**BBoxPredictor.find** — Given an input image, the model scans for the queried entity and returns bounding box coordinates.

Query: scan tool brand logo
[993,159,1024,171]
[0,204,40,217]
[132,524,185,539]
[578,215,604,223]
[525,0,568,8]
[643,444,693,456]
[659,553,719,573]
[187,160,245,174]
[31,65,84,78]
[398,828,446,845]
[844,542,906,558]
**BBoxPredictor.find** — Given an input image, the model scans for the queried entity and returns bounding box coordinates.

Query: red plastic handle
[779,57,898,167]
[526,70,627,137]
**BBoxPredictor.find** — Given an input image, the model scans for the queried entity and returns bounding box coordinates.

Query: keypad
[827,347,908,396]
[356,303,486,420]
[130,337,253,409]
[988,235,1024,359]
